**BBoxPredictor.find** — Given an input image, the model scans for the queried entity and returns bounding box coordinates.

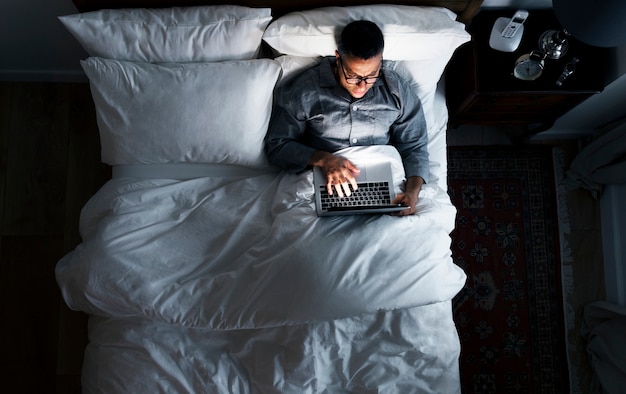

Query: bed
[56,0,481,392]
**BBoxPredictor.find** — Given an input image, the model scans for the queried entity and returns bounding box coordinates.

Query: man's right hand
[309,151,360,198]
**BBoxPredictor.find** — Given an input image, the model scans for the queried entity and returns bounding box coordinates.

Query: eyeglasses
[338,57,381,85]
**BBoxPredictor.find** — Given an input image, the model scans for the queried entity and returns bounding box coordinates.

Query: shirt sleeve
[264,82,317,173]
[387,75,430,184]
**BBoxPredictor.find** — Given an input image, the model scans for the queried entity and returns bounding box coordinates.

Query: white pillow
[81,57,281,167]
[262,5,470,61]
[60,6,272,62]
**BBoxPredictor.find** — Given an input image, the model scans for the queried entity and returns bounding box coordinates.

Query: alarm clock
[513,50,546,81]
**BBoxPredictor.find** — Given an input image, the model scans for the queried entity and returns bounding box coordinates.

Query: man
[265,20,428,216]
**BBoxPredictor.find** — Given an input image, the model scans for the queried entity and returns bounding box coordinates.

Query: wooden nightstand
[446,9,606,130]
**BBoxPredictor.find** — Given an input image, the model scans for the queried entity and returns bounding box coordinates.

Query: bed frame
[72,0,483,24]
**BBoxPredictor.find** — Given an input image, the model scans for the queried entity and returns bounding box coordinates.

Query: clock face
[514,55,544,81]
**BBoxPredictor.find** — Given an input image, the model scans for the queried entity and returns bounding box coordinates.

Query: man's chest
[306,95,399,138]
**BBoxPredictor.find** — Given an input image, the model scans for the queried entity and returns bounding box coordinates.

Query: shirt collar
[319,56,338,88]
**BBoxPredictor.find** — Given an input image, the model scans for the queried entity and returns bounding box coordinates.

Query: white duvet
[56,145,466,392]
[57,146,464,330]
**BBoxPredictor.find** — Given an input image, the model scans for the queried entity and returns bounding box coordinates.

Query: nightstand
[445,9,606,130]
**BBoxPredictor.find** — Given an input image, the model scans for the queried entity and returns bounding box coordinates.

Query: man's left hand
[391,176,424,216]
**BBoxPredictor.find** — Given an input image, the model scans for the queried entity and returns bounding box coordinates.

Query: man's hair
[337,20,384,60]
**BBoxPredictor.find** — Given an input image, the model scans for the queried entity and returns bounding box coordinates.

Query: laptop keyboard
[320,181,392,209]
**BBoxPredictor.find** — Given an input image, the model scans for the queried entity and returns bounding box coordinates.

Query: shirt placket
[349,102,369,146]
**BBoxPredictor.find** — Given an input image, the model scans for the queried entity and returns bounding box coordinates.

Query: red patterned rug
[447,147,569,393]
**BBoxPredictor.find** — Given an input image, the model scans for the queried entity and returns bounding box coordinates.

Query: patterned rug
[447,147,569,393]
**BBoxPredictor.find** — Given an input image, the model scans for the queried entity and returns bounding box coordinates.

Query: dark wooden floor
[0,82,110,393]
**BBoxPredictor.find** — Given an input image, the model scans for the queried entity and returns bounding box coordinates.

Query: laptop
[313,161,408,216]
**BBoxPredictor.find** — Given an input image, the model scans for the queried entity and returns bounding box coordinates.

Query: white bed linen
[56,83,464,392]
[57,145,463,330]
[83,302,461,393]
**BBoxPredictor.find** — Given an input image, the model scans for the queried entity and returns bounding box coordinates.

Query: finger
[348,175,358,192]
[341,182,352,197]
[391,206,412,216]
[327,182,334,196]
[391,194,404,205]
[345,160,360,175]
[404,205,416,216]
[334,183,344,198]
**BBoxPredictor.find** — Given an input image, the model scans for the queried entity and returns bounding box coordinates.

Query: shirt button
[353,106,358,111]
[352,138,358,144]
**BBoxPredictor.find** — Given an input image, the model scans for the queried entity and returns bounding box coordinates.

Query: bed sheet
[83,302,461,393]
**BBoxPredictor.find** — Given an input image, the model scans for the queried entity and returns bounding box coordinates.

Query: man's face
[335,51,382,99]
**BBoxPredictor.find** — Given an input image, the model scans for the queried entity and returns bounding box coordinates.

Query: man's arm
[386,71,430,185]
[381,71,429,216]
[265,95,314,172]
